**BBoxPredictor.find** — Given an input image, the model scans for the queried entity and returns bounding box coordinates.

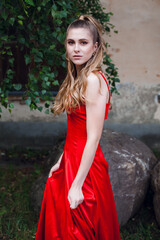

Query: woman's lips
[73,55,82,58]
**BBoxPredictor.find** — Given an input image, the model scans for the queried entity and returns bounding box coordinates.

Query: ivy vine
[0,0,120,116]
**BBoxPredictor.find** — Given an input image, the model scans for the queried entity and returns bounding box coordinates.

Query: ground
[0,148,160,240]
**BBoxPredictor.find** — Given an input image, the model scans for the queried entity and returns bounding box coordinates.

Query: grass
[0,148,160,240]
[120,188,160,239]
[0,165,39,239]
[0,148,49,240]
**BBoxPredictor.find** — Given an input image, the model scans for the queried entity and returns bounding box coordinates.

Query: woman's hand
[68,184,84,209]
[48,152,63,178]
[48,163,60,178]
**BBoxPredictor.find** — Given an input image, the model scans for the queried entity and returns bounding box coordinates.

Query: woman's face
[66,28,98,70]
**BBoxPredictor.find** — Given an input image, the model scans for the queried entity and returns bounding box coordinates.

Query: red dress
[35,72,121,240]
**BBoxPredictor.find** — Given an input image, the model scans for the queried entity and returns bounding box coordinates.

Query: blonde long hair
[52,15,107,115]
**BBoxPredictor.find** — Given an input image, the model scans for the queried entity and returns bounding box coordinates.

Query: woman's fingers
[48,170,52,178]
[48,164,60,178]
[70,202,77,209]
[68,194,84,209]
[70,198,84,209]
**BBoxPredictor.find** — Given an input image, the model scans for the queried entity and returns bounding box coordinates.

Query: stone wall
[0,0,160,149]
[100,0,160,124]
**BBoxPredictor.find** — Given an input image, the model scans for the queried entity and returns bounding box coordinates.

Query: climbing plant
[0,0,120,116]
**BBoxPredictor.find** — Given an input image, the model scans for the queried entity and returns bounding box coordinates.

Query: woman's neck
[76,65,81,76]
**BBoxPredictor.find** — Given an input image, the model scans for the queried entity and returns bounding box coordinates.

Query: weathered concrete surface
[0,121,160,150]
[1,0,160,124]
[101,0,160,126]
[0,84,160,149]
[107,83,160,124]
[0,121,67,149]
[1,84,160,124]
[1,83,160,127]
[30,129,158,226]
[0,0,160,148]
[0,101,67,122]
[101,0,160,85]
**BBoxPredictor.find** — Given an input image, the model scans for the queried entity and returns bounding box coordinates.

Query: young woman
[35,15,121,240]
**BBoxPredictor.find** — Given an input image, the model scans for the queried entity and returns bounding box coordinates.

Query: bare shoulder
[87,72,108,95]
[87,72,100,87]
[86,72,101,96]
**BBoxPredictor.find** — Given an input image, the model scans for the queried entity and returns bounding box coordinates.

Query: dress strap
[98,71,111,103]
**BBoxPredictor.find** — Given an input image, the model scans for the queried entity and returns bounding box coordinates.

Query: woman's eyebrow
[67,38,88,41]
[79,39,88,41]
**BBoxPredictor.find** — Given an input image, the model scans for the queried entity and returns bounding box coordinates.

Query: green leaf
[25,0,35,6]
[19,37,25,44]
[49,45,56,50]
[34,56,42,63]
[42,90,46,95]
[0,108,2,113]
[46,81,50,87]
[25,98,31,106]
[37,52,43,58]
[1,11,8,21]
[38,106,43,112]
[34,91,39,96]
[30,103,36,110]
[9,17,15,26]
[109,12,114,16]
[52,80,59,86]
[43,76,49,81]
[7,69,14,75]
[51,9,56,18]
[45,101,50,108]
[13,84,22,91]
[114,78,120,83]
[56,19,62,25]
[24,9,29,17]
[7,51,13,56]
[4,98,8,103]
[37,6,41,11]
[18,15,25,20]
[18,20,23,26]
[24,55,31,65]
[45,109,49,114]
[52,4,57,11]
[61,61,66,68]
[9,58,14,64]
[1,35,8,41]
[35,97,40,103]
[9,103,14,109]
[4,78,10,83]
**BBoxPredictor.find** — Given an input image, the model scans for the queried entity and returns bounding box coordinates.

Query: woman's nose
[74,43,80,52]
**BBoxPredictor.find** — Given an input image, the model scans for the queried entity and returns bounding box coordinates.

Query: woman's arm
[68,73,109,208]
[72,73,108,188]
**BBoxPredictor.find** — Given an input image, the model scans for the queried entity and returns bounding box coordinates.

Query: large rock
[31,129,157,226]
[151,161,160,227]
[100,129,157,226]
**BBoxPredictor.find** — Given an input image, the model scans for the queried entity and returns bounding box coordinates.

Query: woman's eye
[81,41,87,45]
[68,41,74,45]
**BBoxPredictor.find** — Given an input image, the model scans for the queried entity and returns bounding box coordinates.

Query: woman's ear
[94,42,98,51]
